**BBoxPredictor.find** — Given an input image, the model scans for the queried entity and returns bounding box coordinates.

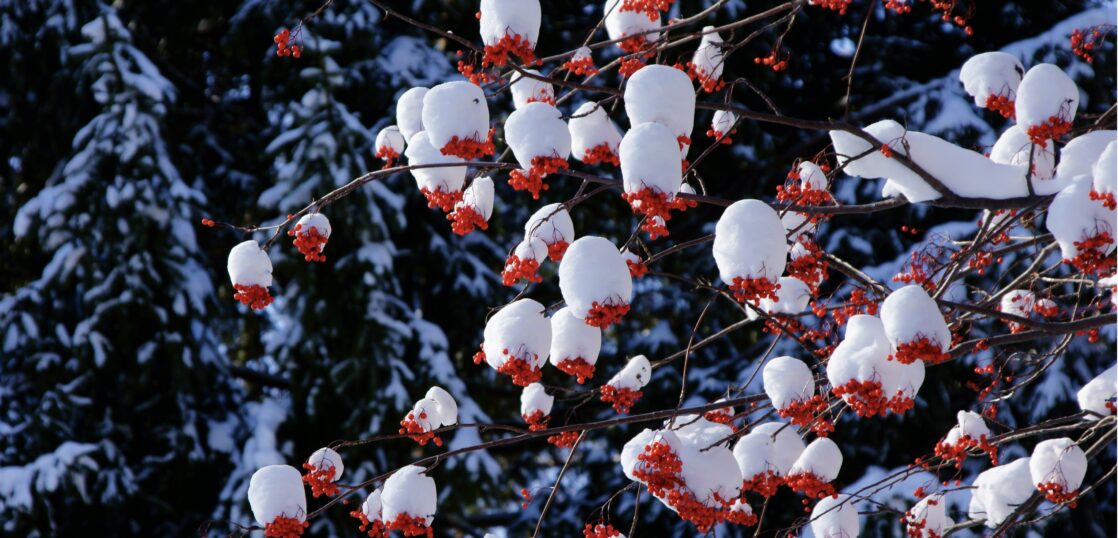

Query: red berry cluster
[483,33,537,68]
[1037,482,1079,506]
[555,357,596,384]
[1034,300,1060,318]
[501,254,543,286]
[583,523,624,538]
[234,284,274,310]
[967,249,996,275]
[519,487,533,509]
[928,0,973,35]
[778,396,833,437]
[812,0,852,15]
[626,258,649,278]
[1089,189,1117,210]
[983,94,1016,119]
[832,379,891,417]
[788,240,829,293]
[418,187,464,213]
[1071,26,1112,64]
[706,127,736,144]
[375,145,400,168]
[456,57,497,86]
[399,411,443,447]
[289,223,328,263]
[1066,231,1116,276]
[522,409,550,431]
[741,470,784,498]
[884,0,912,14]
[497,352,544,386]
[562,55,599,76]
[301,462,339,497]
[901,499,944,538]
[704,407,736,427]
[201,218,216,227]
[586,300,632,328]
[684,62,726,93]
[784,472,837,505]
[349,508,387,537]
[932,434,998,470]
[754,49,789,71]
[632,441,748,532]
[273,28,302,58]
[891,337,950,365]
[385,513,433,538]
[1025,116,1072,148]
[546,240,569,262]
[776,184,834,208]
[729,276,781,305]
[580,143,621,166]
[548,430,581,448]
[619,0,674,20]
[621,187,692,240]
[264,515,309,538]
[600,385,642,413]
[619,57,649,77]
[447,204,489,236]
[508,155,570,200]
[441,128,496,160]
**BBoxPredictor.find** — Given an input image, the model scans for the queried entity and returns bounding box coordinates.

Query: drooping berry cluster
[581,143,621,166]
[632,441,748,532]
[777,396,833,437]
[754,48,789,71]
[483,33,537,68]
[440,127,496,160]
[501,254,543,286]
[728,276,781,305]
[704,407,735,426]
[289,224,328,263]
[1089,189,1117,210]
[522,409,550,431]
[621,187,691,239]
[983,94,1016,119]
[1037,482,1080,505]
[891,336,951,365]
[562,55,599,76]
[811,0,852,15]
[932,434,998,470]
[788,240,829,293]
[619,0,674,20]
[1025,116,1072,148]
[548,430,581,448]
[473,347,543,386]
[375,146,400,168]
[234,284,274,310]
[302,462,339,497]
[555,357,596,384]
[273,28,303,58]
[350,509,387,537]
[600,385,642,413]
[706,127,736,144]
[626,258,648,278]
[586,300,631,328]
[1066,231,1116,276]
[508,156,570,199]
[832,379,891,417]
[784,472,837,502]
[1071,26,1113,64]
[399,411,443,447]
[447,204,489,236]
[684,62,726,93]
[385,513,433,538]
[264,515,309,538]
[740,470,783,498]
[419,187,464,213]
[583,522,624,538]
[546,240,570,262]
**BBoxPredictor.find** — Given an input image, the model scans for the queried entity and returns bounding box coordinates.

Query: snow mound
[989,125,1055,182]
[1016,64,1079,136]
[307,447,344,481]
[376,125,407,157]
[525,203,575,250]
[481,299,551,371]
[509,69,555,109]
[620,122,683,196]
[549,306,602,369]
[520,382,554,416]
[810,494,859,538]
[759,277,812,315]
[247,465,307,526]
[732,422,804,479]
[558,236,633,323]
[1056,130,1117,181]
[1077,363,1117,417]
[1029,438,1087,493]
[968,458,1034,528]
[396,87,429,141]
[604,0,661,44]
[958,52,1024,106]
[505,102,572,166]
[624,65,695,143]
[788,437,842,482]
[404,131,467,193]
[570,101,624,163]
[763,356,815,410]
[1046,175,1114,261]
[712,199,787,285]
[880,285,951,357]
[228,240,273,288]
[422,81,490,152]
[382,465,437,527]
[608,355,651,391]
[479,0,541,48]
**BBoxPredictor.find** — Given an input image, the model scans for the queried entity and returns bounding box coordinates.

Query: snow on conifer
[624,65,696,147]
[473,299,551,386]
[968,458,1034,528]
[687,28,726,92]
[989,125,1056,181]
[1015,64,1079,147]
[620,122,687,238]
[504,102,572,199]
[448,176,495,235]
[502,236,548,286]
[301,447,344,498]
[602,355,650,413]
[959,52,1024,118]
[479,0,542,66]
[381,465,437,536]
[524,203,576,261]
[904,493,953,538]
[520,382,554,430]
[880,285,951,364]
[1077,364,1117,417]
[422,81,493,159]
[713,199,787,304]
[785,437,842,499]
[1046,175,1115,276]
[375,125,407,167]
[732,422,804,497]
[509,69,555,109]
[1030,438,1087,504]
[558,236,633,328]
[396,87,429,141]
[248,465,308,536]
[228,240,274,310]
[404,131,468,212]
[570,101,623,166]
[290,213,331,263]
[810,494,859,538]
[935,410,996,468]
[549,306,602,383]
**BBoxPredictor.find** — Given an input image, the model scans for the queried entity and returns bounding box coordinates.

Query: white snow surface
[989,125,1056,182]
[504,102,571,167]
[604,0,661,44]
[712,199,788,285]
[424,386,459,426]
[382,465,437,526]
[810,494,860,538]
[825,315,900,393]
[548,306,602,367]
[732,422,804,478]
[958,51,1024,106]
[1000,289,1036,317]
[968,458,1034,528]
[375,125,407,155]
[1046,175,1115,260]
[481,299,551,370]
[1056,130,1117,181]
[396,87,429,141]
[520,383,554,416]
[690,28,724,79]
[763,356,815,410]
[943,410,991,445]
[361,489,383,521]
[296,213,331,240]
[421,81,490,150]
[788,437,842,482]
[511,236,548,264]
[459,176,495,220]
[710,110,737,136]
[306,447,343,481]
[524,203,575,246]
[509,69,554,110]
[1029,438,1087,491]
[620,122,683,196]
[570,101,624,162]
[624,65,695,141]
[880,285,950,352]
[760,277,812,315]
[906,493,953,538]
[798,161,828,190]
[607,355,651,391]
[404,131,467,193]
[479,0,541,47]
[1077,363,1117,417]
[1016,63,1079,131]
[247,465,307,525]
[228,240,272,288]
[1093,140,1116,195]
[558,236,633,320]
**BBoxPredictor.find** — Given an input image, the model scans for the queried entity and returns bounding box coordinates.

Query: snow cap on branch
[760,277,812,315]
[763,356,815,410]
[306,447,344,482]
[798,161,828,191]
[732,422,804,482]
[509,69,555,109]
[396,87,429,141]
[620,122,683,196]
[479,0,542,49]
[1000,289,1036,317]
[248,465,307,527]
[1046,175,1115,262]
[880,285,951,362]
[558,236,633,327]
[375,125,407,161]
[604,0,661,45]
[1056,130,1118,181]
[709,110,737,139]
[1016,64,1079,142]
[404,131,467,204]
[608,354,651,391]
[788,437,843,482]
[990,125,1055,181]
[228,240,273,289]
[1092,140,1116,198]
[520,382,554,416]
[422,81,492,158]
[548,305,602,381]
[479,299,551,385]
[810,493,860,538]
[905,493,953,538]
[525,203,576,260]
[968,458,1034,528]
[382,465,437,529]
[943,410,991,446]
[424,386,459,426]
[1030,438,1087,495]
[450,176,496,235]
[570,101,624,165]
[624,65,696,144]
[689,28,725,89]
[1077,364,1117,417]
[712,199,788,289]
[958,52,1024,107]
